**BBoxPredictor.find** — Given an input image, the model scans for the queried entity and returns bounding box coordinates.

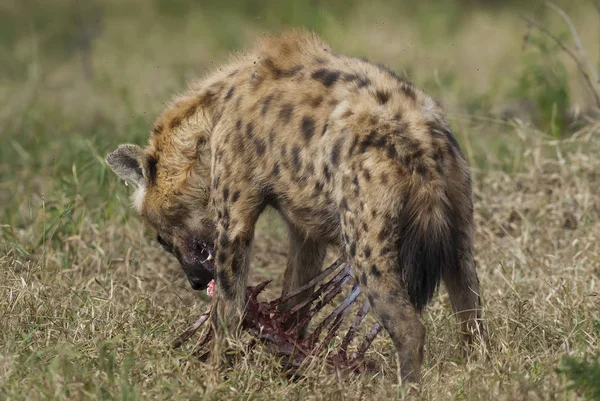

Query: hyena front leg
[280,225,327,338]
[210,183,262,366]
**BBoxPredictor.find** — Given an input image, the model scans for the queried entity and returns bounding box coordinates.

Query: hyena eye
[156,235,173,253]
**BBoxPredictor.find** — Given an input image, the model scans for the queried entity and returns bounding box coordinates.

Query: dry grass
[1,1,600,400]
[4,123,600,400]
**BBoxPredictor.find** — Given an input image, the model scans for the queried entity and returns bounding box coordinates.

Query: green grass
[1,1,600,399]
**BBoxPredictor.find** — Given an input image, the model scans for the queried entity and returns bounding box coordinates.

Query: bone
[172,258,381,375]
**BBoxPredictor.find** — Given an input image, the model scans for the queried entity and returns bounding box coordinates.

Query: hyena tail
[398,178,459,313]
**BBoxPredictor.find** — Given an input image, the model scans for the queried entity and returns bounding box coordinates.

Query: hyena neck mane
[144,80,228,214]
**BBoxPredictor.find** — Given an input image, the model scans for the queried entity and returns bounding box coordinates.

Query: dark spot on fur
[311,95,324,108]
[314,180,324,193]
[291,146,302,172]
[315,57,328,65]
[236,119,242,132]
[255,138,266,156]
[200,90,217,109]
[380,312,391,328]
[349,242,356,258]
[364,247,372,258]
[321,122,329,136]
[370,264,381,277]
[311,69,340,87]
[217,270,234,298]
[225,87,235,101]
[231,190,240,203]
[152,123,163,136]
[217,251,227,265]
[219,231,229,248]
[343,73,371,88]
[223,187,230,202]
[378,228,388,242]
[279,104,294,124]
[358,130,388,154]
[300,116,316,142]
[340,198,348,210]
[323,164,331,181]
[362,222,368,231]
[341,109,354,119]
[433,150,445,174]
[357,77,371,88]
[363,169,371,182]
[380,173,388,185]
[416,163,428,176]
[386,145,396,159]
[264,59,304,79]
[271,162,280,177]
[380,246,391,256]
[261,94,273,116]
[331,138,343,165]
[375,90,391,105]
[361,272,368,285]
[246,122,255,138]
[269,130,276,148]
[169,115,182,129]
[367,294,376,308]
[401,84,417,101]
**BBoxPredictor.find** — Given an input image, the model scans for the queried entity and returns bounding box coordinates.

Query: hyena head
[105,136,216,291]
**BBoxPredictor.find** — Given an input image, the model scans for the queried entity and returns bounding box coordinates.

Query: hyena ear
[105,144,146,188]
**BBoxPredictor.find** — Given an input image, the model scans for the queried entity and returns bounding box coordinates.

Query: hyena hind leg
[442,250,487,356]
[346,242,425,382]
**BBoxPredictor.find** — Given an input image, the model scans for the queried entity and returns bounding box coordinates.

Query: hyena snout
[177,237,215,291]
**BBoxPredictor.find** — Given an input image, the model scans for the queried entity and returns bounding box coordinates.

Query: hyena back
[106,29,485,382]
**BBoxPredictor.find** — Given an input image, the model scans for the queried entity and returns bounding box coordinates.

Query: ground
[1,1,599,400]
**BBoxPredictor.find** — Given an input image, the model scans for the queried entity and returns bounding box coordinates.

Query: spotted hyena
[106,29,485,382]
